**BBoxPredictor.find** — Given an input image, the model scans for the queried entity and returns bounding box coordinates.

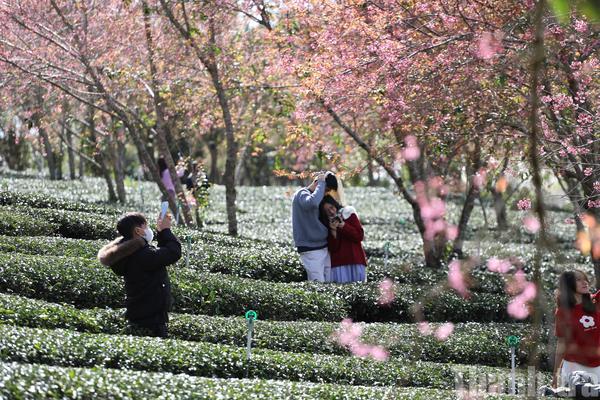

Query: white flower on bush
[580,315,595,329]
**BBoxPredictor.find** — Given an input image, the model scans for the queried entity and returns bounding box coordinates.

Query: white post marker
[245,310,258,378]
[507,335,520,395]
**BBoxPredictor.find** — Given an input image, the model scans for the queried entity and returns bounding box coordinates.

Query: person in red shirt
[319,195,367,283]
[553,269,600,388]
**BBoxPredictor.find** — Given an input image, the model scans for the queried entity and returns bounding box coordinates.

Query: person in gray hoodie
[292,171,338,282]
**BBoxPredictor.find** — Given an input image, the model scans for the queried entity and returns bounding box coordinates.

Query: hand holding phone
[157,213,172,232]
[160,201,169,219]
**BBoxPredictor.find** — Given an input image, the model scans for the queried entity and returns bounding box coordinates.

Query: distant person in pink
[158,156,176,202]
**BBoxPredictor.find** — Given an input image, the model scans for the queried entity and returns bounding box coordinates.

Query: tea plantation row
[0,323,544,392]
[0,252,511,322]
[0,361,475,400]
[0,293,546,368]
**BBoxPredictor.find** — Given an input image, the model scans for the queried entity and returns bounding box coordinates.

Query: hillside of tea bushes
[0,173,581,398]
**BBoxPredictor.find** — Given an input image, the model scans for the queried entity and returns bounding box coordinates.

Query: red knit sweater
[328,212,367,267]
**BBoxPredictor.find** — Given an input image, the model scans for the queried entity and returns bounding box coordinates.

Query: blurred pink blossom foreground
[333,319,389,361]
[377,278,396,305]
[418,321,455,341]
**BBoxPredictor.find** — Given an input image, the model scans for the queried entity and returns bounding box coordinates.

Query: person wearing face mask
[97,212,181,338]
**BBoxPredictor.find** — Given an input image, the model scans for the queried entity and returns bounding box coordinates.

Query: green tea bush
[0,205,116,239]
[0,252,512,322]
[0,361,468,400]
[0,234,306,282]
[0,209,59,236]
[0,324,456,389]
[0,234,518,295]
[0,293,548,368]
[0,190,122,215]
[0,252,346,321]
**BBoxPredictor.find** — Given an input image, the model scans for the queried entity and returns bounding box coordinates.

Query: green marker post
[507,335,520,395]
[245,310,258,378]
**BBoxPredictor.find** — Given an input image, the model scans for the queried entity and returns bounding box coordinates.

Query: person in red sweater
[553,269,600,388]
[319,195,367,283]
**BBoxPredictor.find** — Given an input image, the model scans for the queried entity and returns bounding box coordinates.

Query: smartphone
[160,201,169,219]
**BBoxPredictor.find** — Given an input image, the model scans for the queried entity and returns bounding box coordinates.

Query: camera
[329,211,343,224]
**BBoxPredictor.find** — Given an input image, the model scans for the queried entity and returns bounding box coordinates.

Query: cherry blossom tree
[278,0,532,267]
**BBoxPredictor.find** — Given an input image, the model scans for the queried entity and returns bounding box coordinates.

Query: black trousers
[128,321,168,338]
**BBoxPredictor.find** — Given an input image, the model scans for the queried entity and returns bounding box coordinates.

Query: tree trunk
[63,102,76,180]
[114,137,127,204]
[158,3,238,234]
[367,137,377,186]
[31,88,58,180]
[87,101,117,202]
[66,125,76,179]
[56,136,64,180]
[1,124,29,170]
[141,0,193,225]
[78,134,85,179]
[367,157,376,186]
[208,133,219,183]
[452,186,479,259]
[38,128,57,180]
[491,155,510,231]
[453,147,483,258]
[235,140,251,186]
[493,188,509,230]
[558,174,586,235]
[202,22,238,235]
[217,76,239,236]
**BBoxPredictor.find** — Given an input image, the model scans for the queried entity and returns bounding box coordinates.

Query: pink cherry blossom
[186,195,197,207]
[448,260,469,298]
[370,345,390,361]
[477,31,504,60]
[473,171,486,189]
[574,19,588,33]
[523,215,540,233]
[517,198,531,210]
[588,200,600,209]
[333,319,389,362]
[578,113,593,126]
[434,323,455,341]
[506,269,527,295]
[402,146,421,161]
[522,282,536,299]
[507,298,529,319]
[487,258,512,273]
[377,279,396,305]
[350,343,371,357]
[552,93,574,112]
[507,282,536,320]
[446,225,459,240]
[418,321,432,335]
[402,135,420,161]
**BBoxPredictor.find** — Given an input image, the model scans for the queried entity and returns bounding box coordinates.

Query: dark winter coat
[97,229,182,324]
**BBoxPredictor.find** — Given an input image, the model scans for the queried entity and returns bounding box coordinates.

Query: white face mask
[142,227,154,243]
